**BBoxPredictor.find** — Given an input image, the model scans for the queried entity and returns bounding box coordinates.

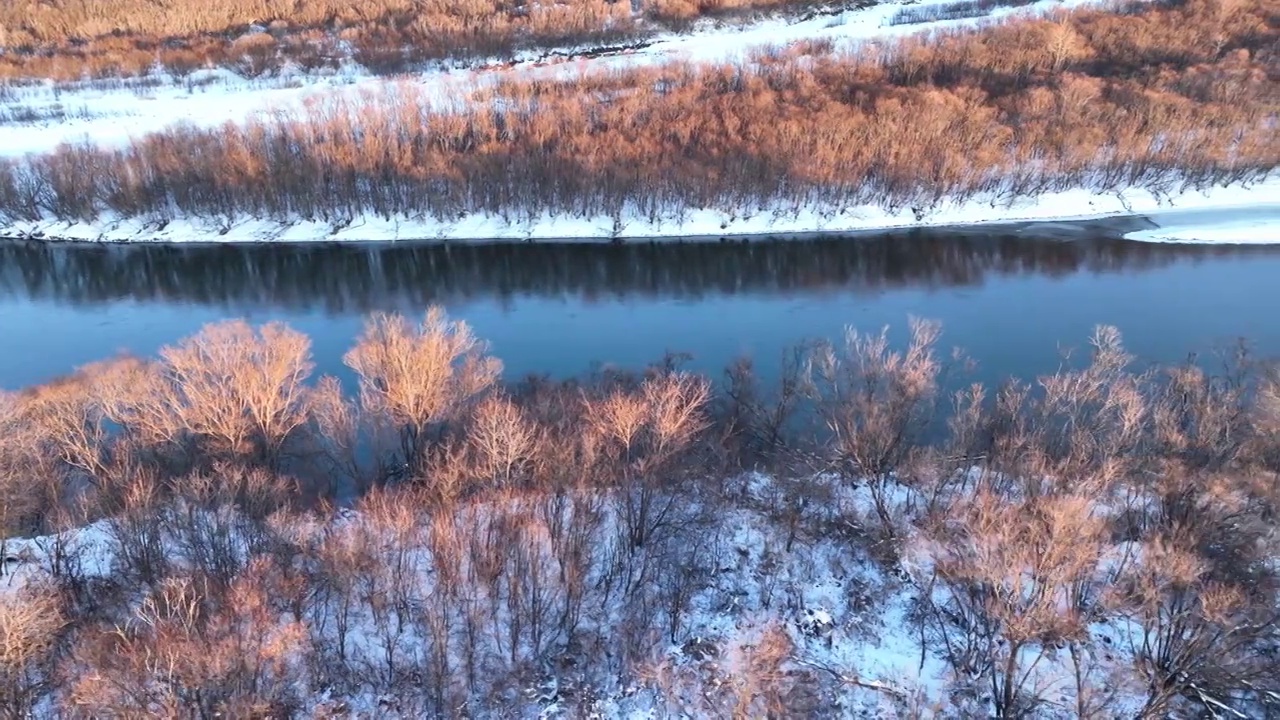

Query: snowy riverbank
[3,177,1277,245]
[1122,207,1280,245]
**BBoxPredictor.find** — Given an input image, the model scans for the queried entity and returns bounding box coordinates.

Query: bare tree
[805,318,943,540]
[470,394,540,490]
[586,372,710,556]
[160,320,315,470]
[723,342,810,463]
[19,372,115,491]
[344,309,501,482]
[1111,535,1278,719]
[924,490,1110,718]
[0,584,66,719]
[67,568,307,718]
[0,392,52,568]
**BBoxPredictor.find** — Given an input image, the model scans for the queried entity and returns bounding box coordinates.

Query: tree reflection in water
[1,232,1272,313]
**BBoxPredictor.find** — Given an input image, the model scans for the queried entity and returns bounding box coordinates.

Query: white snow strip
[4,177,1276,244]
[1124,207,1280,244]
[0,0,1097,158]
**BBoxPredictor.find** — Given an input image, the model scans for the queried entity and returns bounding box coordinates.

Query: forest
[2,310,1280,717]
[1,0,1276,234]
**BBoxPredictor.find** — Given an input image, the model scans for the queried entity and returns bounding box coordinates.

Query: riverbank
[1122,205,1280,244]
[3,177,1276,245]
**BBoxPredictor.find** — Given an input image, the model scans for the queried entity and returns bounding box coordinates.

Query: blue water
[1,234,1278,391]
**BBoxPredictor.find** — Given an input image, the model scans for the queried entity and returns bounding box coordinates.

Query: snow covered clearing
[3,175,1276,244]
[0,0,1099,159]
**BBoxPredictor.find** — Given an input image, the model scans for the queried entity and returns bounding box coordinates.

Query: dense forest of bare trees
[2,309,1280,717]
[1,0,1276,235]
[0,0,831,81]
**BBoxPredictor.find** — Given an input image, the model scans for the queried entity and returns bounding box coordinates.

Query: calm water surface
[2,233,1279,390]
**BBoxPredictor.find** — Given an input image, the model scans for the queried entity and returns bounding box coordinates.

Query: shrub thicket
[0,0,833,81]
[2,311,1280,717]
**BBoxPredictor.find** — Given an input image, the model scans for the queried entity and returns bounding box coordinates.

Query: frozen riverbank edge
[2,178,1278,246]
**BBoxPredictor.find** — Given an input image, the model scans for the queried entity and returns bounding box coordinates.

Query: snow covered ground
[0,470,1153,718]
[3,175,1277,244]
[0,475,948,717]
[1123,205,1280,244]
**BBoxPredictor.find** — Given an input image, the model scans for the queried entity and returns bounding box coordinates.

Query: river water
[2,232,1279,391]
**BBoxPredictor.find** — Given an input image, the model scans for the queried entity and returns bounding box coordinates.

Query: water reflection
[3,232,1280,393]
[2,233,1274,312]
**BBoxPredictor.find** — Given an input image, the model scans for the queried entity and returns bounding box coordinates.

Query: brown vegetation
[0,0,831,81]
[1,308,1280,716]
[2,0,1276,232]
[0,584,65,718]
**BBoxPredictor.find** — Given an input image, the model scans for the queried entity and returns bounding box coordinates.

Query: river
[2,232,1279,391]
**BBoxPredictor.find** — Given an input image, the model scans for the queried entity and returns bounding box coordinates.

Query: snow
[3,175,1276,244]
[0,520,115,596]
[0,0,1099,159]
[1124,206,1280,244]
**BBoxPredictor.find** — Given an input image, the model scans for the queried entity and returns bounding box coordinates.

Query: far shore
[3,180,1277,246]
